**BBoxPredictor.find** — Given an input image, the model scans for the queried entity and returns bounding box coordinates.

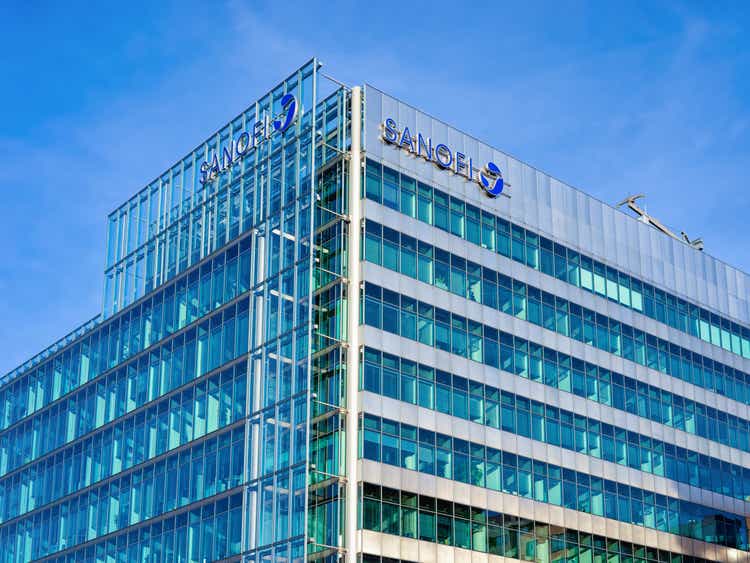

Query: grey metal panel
[364,84,750,325]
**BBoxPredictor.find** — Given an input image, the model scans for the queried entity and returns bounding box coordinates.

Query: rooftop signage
[199,93,298,185]
[381,117,508,197]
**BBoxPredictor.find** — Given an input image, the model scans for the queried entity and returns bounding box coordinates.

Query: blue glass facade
[2,64,749,563]
[0,59,352,563]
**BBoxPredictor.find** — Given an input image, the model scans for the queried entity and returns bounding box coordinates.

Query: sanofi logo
[200,94,298,185]
[381,117,508,198]
[273,93,297,133]
[477,161,504,196]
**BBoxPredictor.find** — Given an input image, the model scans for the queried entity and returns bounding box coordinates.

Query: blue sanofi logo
[200,93,298,185]
[381,117,508,197]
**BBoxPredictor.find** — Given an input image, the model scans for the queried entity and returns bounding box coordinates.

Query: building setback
[1,58,749,563]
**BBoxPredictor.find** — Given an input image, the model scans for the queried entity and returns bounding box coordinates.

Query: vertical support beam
[345,86,362,563]
[302,62,319,563]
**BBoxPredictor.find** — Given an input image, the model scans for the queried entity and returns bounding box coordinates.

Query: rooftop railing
[0,315,100,388]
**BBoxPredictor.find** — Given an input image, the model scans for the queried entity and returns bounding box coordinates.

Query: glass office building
[1,58,749,562]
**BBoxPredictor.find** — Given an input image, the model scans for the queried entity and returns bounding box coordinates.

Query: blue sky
[1,1,749,375]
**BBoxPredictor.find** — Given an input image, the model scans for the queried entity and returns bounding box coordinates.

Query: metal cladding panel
[365,84,750,325]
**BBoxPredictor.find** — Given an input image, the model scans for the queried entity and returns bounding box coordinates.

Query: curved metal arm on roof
[617,194,704,251]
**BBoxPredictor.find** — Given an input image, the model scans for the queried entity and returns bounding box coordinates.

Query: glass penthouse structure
[1,58,749,563]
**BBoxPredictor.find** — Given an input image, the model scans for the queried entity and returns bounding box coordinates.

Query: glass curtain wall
[307,87,352,563]
[0,61,331,563]
[241,67,351,563]
[239,62,319,563]
[104,61,318,322]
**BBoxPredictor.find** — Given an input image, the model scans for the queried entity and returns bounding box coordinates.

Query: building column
[345,85,362,563]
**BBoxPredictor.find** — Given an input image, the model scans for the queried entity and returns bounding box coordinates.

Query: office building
[1,58,749,562]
